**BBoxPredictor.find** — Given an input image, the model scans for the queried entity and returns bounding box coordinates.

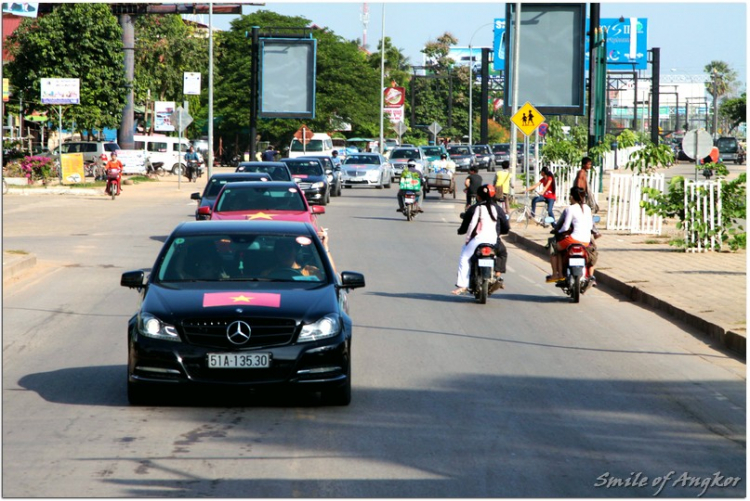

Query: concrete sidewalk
[506,217,746,357]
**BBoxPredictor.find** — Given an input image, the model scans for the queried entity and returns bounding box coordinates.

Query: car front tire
[320,366,351,406]
[127,380,155,406]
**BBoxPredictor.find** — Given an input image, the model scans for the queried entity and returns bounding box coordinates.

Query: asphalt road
[2,175,746,497]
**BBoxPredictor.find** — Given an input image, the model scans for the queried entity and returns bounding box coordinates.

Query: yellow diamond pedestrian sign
[511,102,545,136]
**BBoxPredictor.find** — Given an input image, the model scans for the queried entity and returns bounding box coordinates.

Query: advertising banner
[384,107,404,124]
[40,78,80,105]
[2,2,39,18]
[60,153,84,184]
[115,149,148,175]
[3,78,9,102]
[585,17,649,70]
[183,72,201,96]
[493,18,506,71]
[383,86,405,108]
[154,101,175,132]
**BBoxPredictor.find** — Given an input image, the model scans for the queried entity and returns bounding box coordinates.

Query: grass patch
[127,175,157,184]
[5,249,29,255]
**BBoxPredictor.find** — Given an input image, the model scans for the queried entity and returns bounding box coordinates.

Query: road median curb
[3,252,37,283]
[506,231,746,358]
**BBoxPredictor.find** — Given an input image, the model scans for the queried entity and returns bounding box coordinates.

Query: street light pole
[468,23,492,146]
[711,68,719,139]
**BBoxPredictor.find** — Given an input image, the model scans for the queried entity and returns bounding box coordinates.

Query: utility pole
[711,68,719,139]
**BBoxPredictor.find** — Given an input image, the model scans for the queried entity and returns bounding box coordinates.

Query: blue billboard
[496,16,648,72]
[586,17,649,70]
[493,18,505,71]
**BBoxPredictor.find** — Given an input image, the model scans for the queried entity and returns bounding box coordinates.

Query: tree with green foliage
[4,4,128,138]
[133,15,208,139]
[719,93,746,134]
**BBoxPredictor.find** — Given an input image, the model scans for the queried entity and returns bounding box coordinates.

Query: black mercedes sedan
[121,220,365,406]
[280,158,331,206]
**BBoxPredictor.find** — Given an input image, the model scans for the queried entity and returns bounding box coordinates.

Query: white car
[341,153,393,189]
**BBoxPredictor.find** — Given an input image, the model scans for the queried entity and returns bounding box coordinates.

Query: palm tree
[704,60,738,137]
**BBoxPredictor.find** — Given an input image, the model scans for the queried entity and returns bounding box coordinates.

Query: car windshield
[285,160,324,176]
[421,147,443,156]
[493,144,510,154]
[472,146,490,154]
[215,185,307,212]
[236,164,291,181]
[390,149,419,160]
[716,138,738,152]
[291,139,324,152]
[157,233,327,283]
[344,155,379,165]
[448,147,471,155]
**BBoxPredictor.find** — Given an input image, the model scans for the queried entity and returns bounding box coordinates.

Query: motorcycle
[553,215,601,303]
[185,160,201,182]
[555,243,593,303]
[105,167,121,200]
[145,157,166,177]
[468,243,498,304]
[402,191,419,221]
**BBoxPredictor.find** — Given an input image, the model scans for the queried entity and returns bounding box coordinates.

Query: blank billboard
[260,38,317,119]
[504,3,586,116]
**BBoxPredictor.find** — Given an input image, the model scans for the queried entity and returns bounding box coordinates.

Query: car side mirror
[340,271,365,289]
[198,206,212,216]
[190,192,201,201]
[311,205,326,215]
[326,169,333,175]
[121,270,146,289]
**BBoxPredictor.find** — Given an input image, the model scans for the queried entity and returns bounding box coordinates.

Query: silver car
[388,147,426,182]
[341,153,393,189]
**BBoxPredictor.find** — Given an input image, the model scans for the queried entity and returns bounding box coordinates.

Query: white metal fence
[547,162,600,208]
[606,173,665,234]
[684,179,723,252]
[601,145,643,171]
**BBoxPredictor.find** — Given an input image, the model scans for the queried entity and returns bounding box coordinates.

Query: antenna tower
[360,3,370,50]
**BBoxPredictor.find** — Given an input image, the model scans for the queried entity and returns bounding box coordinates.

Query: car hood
[450,154,473,160]
[390,158,418,164]
[291,174,326,183]
[142,282,338,324]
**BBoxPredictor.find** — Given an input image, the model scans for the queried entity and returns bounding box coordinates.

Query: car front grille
[181,317,298,349]
[297,182,313,190]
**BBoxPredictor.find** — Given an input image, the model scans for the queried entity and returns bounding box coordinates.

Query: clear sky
[208,1,747,87]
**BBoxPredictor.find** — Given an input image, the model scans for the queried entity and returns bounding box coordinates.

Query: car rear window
[216,185,306,213]
[104,143,120,152]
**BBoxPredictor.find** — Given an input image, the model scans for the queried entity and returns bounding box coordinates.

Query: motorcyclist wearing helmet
[452,184,502,295]
[457,183,510,293]
[397,159,425,213]
[547,186,593,283]
[432,152,456,174]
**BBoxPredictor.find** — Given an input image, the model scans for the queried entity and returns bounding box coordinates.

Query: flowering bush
[20,156,57,184]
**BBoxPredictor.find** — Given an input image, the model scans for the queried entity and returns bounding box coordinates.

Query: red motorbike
[555,243,593,303]
[106,168,121,200]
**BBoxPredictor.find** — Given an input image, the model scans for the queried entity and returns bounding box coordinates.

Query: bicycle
[509,196,562,229]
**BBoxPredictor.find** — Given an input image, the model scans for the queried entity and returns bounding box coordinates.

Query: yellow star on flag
[230,295,254,303]
[246,212,275,220]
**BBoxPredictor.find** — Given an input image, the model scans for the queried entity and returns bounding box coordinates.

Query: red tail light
[480,246,494,256]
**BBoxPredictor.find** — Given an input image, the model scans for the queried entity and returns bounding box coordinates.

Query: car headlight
[298,315,341,342]
[138,313,180,341]
[311,181,325,189]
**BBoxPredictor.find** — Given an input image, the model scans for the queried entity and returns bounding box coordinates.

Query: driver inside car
[262,238,323,280]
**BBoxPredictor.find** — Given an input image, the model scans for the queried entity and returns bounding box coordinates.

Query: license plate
[404,196,416,204]
[478,258,494,267]
[568,258,586,267]
[208,353,271,369]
